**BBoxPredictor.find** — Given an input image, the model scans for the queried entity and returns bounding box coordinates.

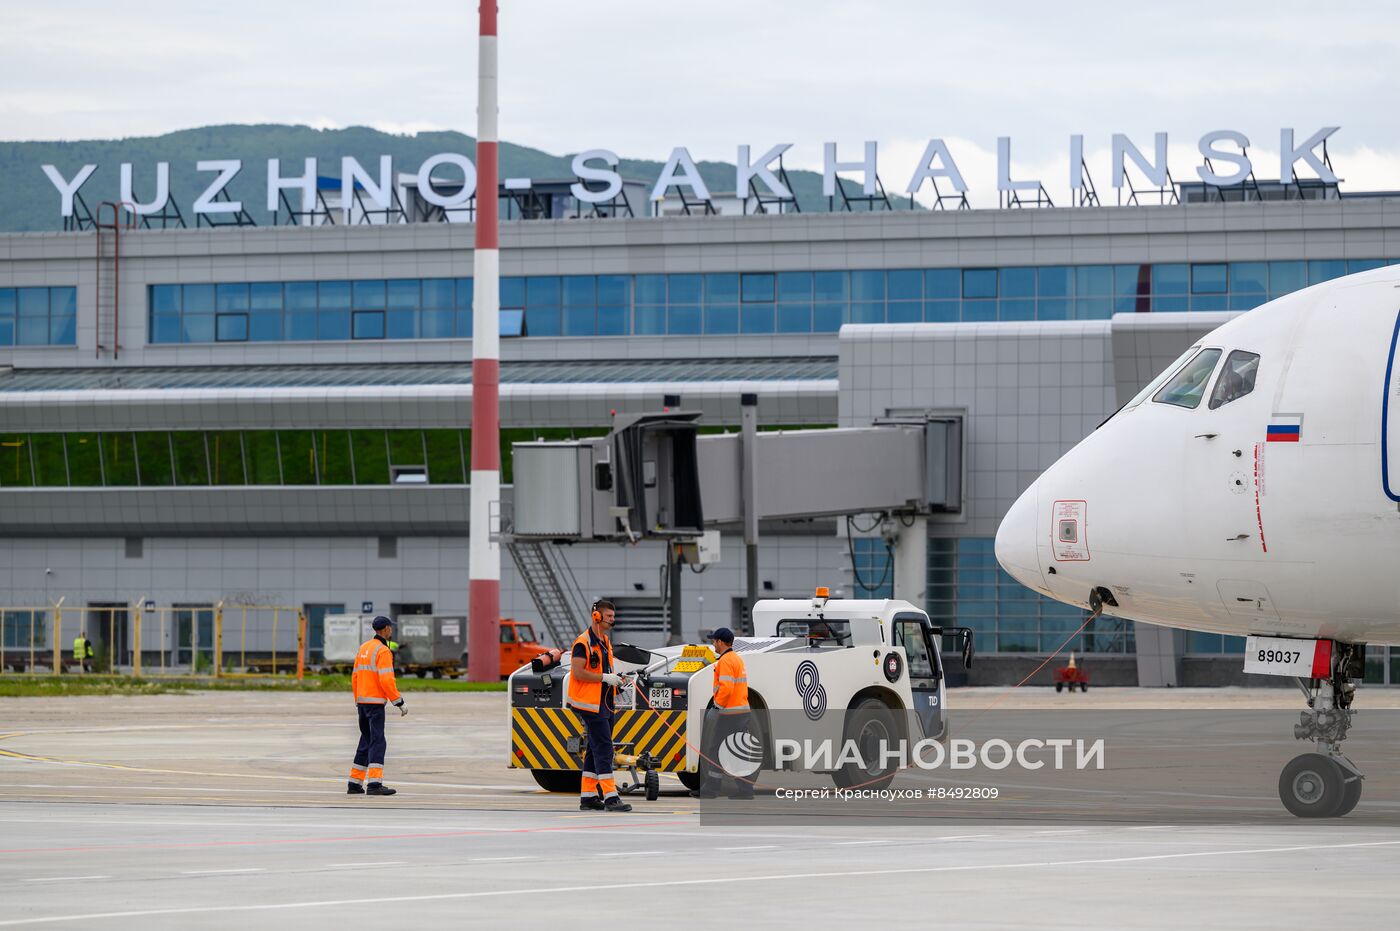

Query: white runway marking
[715,845,779,851]
[20,876,109,883]
[833,839,887,846]
[179,868,266,875]
[7,837,1399,926]
[469,856,535,863]
[597,850,664,857]
[325,861,405,868]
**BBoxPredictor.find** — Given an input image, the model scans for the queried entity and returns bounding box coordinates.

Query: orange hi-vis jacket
[352,637,402,705]
[713,648,749,714]
[567,628,614,714]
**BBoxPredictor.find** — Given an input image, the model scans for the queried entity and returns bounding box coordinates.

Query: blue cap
[372,616,394,631]
[711,627,734,644]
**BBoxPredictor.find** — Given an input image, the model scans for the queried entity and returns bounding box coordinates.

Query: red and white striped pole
[469,0,501,682]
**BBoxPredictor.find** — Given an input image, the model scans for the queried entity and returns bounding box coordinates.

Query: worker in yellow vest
[72,633,92,673]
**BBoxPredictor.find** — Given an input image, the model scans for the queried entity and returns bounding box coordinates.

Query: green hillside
[0,124,887,232]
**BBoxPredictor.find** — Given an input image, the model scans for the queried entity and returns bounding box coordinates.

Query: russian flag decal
[1267,414,1302,443]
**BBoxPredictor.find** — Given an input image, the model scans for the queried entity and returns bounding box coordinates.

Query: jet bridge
[509,406,962,639]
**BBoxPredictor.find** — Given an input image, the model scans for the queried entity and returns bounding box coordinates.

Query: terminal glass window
[1153,349,1222,409]
[2,287,77,346]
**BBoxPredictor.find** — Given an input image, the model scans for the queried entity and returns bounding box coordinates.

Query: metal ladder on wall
[94,202,134,359]
[506,540,588,648]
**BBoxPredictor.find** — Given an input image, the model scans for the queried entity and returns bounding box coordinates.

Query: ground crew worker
[72,633,91,673]
[567,599,632,812]
[348,616,406,796]
[694,627,754,799]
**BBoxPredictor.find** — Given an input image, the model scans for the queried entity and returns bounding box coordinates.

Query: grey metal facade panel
[0,486,470,536]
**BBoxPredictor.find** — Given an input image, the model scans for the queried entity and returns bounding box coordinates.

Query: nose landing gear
[1279,643,1364,818]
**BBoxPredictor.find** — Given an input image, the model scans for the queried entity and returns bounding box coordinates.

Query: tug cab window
[1208,351,1260,410]
[1153,348,1222,409]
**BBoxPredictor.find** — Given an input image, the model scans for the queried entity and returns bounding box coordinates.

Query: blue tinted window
[887,303,921,323]
[813,303,843,332]
[17,289,47,317]
[741,273,775,302]
[352,280,386,309]
[563,305,595,336]
[387,310,417,339]
[318,310,350,340]
[285,282,318,310]
[387,279,420,310]
[49,315,76,345]
[1191,264,1227,294]
[1229,293,1267,311]
[423,279,454,310]
[1151,263,1188,295]
[1269,261,1306,296]
[524,306,560,337]
[50,287,76,316]
[888,269,922,301]
[851,270,886,301]
[286,313,317,340]
[777,303,812,332]
[455,308,473,337]
[777,272,812,301]
[705,274,739,303]
[151,285,181,315]
[634,305,666,335]
[1036,266,1072,297]
[1075,298,1113,319]
[1190,294,1228,312]
[249,312,282,341]
[668,305,701,335]
[1075,265,1113,296]
[596,306,628,336]
[183,284,215,313]
[17,317,47,345]
[1153,296,1189,313]
[421,309,454,338]
[924,300,958,322]
[1308,260,1346,285]
[151,316,180,343]
[318,281,351,310]
[999,299,1035,321]
[216,313,249,341]
[562,276,595,306]
[1001,267,1035,298]
[500,309,525,337]
[962,268,997,299]
[0,289,13,316]
[961,301,996,322]
[352,311,384,339]
[0,317,14,345]
[525,276,560,306]
[813,271,848,301]
[669,275,702,303]
[216,283,248,312]
[597,276,628,305]
[1036,298,1070,320]
[850,301,885,324]
[182,314,215,343]
[705,304,739,334]
[250,282,282,311]
[1230,262,1267,293]
[925,269,960,299]
[500,277,526,307]
[635,275,666,304]
[1348,259,1385,275]
[740,303,775,333]
[1114,265,1145,298]
[455,278,473,309]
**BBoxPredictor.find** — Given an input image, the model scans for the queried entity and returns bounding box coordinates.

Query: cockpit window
[1207,351,1260,410]
[1153,348,1222,409]
[1123,345,1200,412]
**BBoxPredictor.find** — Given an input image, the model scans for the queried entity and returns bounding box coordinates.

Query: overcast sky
[5,0,1399,204]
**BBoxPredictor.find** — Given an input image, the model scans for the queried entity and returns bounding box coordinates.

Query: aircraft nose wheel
[1279,753,1361,818]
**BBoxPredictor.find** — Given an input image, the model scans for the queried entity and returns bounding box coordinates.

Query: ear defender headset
[592,602,602,622]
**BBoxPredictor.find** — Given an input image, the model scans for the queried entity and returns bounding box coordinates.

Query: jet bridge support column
[893,516,928,609]
[741,394,759,629]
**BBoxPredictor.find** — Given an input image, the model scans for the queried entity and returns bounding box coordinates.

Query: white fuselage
[996,267,1400,646]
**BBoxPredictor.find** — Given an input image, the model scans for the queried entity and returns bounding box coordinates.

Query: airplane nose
[996,481,1046,592]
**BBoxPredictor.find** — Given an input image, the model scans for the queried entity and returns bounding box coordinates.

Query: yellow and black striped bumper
[510,708,689,772]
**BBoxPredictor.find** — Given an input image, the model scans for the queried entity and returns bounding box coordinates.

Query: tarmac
[1,688,1399,928]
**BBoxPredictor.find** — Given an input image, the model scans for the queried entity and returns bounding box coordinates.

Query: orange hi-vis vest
[713,648,749,714]
[567,628,614,714]
[352,637,401,705]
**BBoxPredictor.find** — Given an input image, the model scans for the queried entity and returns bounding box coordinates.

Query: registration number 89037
[1257,649,1300,664]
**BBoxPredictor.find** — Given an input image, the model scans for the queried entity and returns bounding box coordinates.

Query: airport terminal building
[4,181,1400,685]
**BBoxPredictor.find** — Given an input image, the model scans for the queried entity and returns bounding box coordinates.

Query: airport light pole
[469,0,501,682]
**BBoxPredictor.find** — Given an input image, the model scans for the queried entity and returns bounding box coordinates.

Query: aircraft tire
[1334,772,1363,817]
[1279,753,1347,817]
